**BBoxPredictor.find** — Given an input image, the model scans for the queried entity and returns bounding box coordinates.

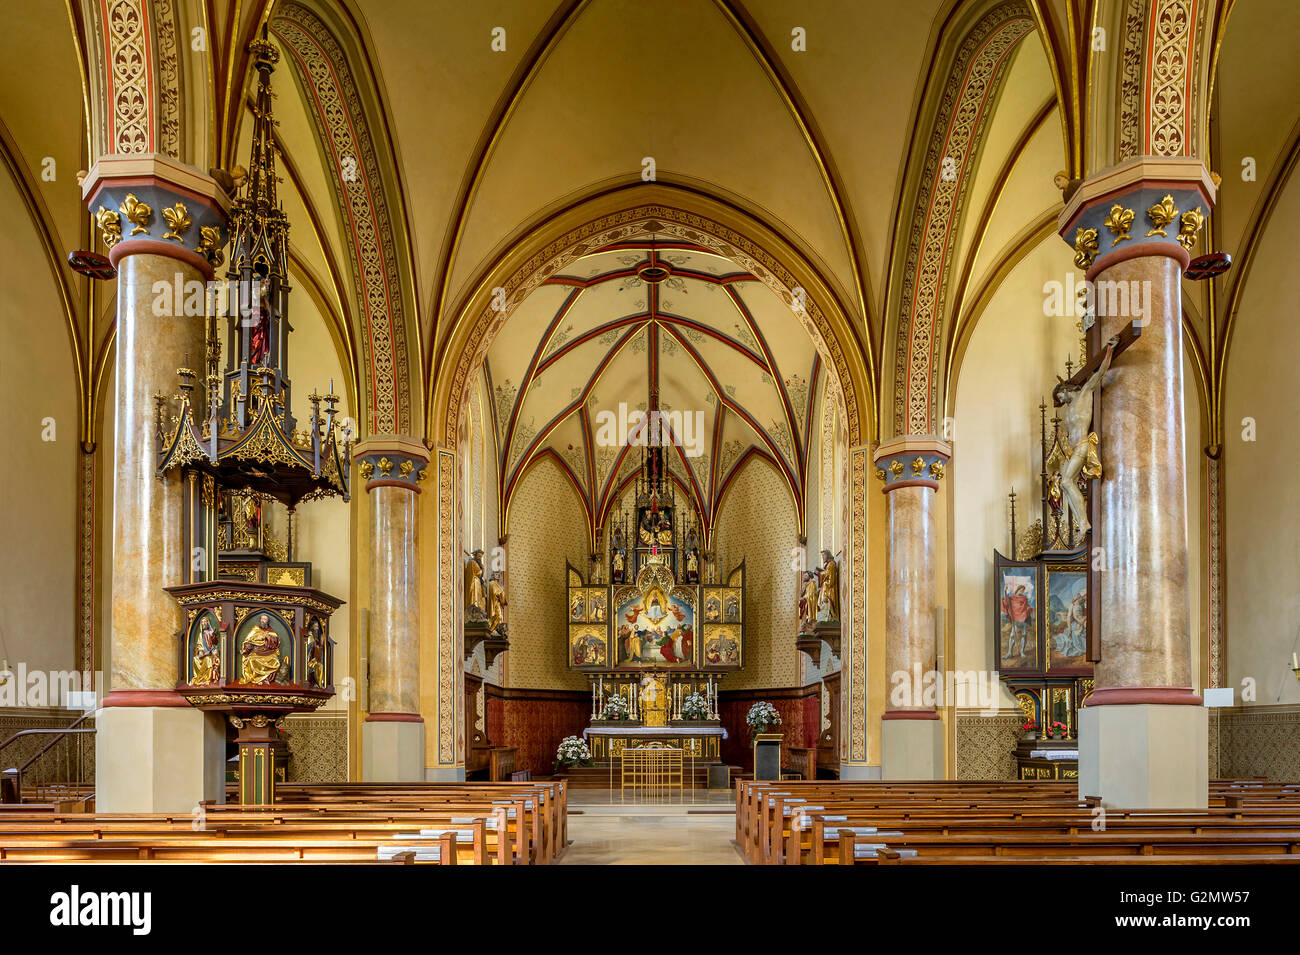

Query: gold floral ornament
[358,460,375,480]
[1073,227,1099,269]
[1103,204,1134,246]
[120,193,152,235]
[1178,207,1205,252]
[910,456,926,475]
[197,225,224,266]
[888,460,904,476]
[377,456,394,476]
[415,468,427,483]
[161,201,192,242]
[398,459,414,478]
[1145,194,1179,237]
[874,466,887,482]
[94,207,122,248]
[929,461,945,481]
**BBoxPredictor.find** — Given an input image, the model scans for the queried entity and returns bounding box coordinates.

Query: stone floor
[558,790,744,865]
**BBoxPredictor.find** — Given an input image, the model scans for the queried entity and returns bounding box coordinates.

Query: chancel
[1,0,1299,890]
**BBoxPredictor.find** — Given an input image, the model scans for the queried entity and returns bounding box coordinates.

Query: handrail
[0,712,96,800]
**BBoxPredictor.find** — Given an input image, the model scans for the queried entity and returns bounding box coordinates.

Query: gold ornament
[1103,204,1134,246]
[377,456,394,476]
[120,193,152,235]
[1145,194,1179,237]
[161,201,192,242]
[358,460,375,480]
[888,460,903,476]
[1177,207,1205,251]
[1073,227,1099,269]
[910,456,926,475]
[874,467,887,482]
[398,459,414,478]
[929,461,945,481]
[95,207,122,248]
[197,225,224,265]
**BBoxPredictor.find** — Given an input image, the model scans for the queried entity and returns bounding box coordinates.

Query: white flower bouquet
[681,693,709,720]
[555,735,592,768]
[746,700,782,735]
[601,693,630,720]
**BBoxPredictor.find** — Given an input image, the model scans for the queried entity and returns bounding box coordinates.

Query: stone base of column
[1079,703,1207,808]
[839,763,882,780]
[881,716,943,779]
[425,766,467,782]
[95,706,225,813]
[362,718,425,781]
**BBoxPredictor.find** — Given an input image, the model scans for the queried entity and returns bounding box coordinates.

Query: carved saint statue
[464,549,486,619]
[192,615,221,686]
[798,571,819,632]
[487,571,508,635]
[1051,337,1116,535]
[241,613,282,684]
[305,617,326,687]
[816,550,840,622]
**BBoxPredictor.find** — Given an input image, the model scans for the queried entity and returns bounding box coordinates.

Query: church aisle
[559,794,744,865]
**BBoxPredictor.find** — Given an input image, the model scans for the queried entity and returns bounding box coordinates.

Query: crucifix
[1051,317,1143,660]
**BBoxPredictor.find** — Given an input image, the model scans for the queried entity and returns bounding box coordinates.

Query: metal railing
[0,712,96,802]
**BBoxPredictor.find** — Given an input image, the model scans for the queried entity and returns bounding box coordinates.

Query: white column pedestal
[95,706,225,813]
[362,719,425,781]
[881,717,943,779]
[1079,703,1207,808]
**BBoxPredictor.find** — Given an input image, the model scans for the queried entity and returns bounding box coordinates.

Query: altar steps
[550,765,738,790]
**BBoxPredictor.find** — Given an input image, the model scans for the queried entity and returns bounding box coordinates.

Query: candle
[1293,652,1298,670]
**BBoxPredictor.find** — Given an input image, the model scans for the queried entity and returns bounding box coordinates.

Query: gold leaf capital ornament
[95,207,122,248]
[1178,207,1205,252]
[910,456,926,475]
[1146,194,1179,237]
[1073,227,1099,269]
[161,201,192,242]
[120,193,152,235]
[1103,204,1134,246]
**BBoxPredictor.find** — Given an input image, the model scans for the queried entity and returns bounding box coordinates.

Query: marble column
[1058,157,1214,807]
[354,436,427,781]
[84,155,230,812]
[874,437,950,779]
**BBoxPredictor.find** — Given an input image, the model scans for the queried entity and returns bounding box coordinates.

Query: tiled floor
[559,790,744,864]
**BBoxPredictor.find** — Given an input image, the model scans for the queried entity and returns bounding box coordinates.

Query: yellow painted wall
[1224,172,1300,707]
[0,170,79,683]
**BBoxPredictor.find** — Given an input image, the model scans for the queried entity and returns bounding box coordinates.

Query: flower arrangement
[681,693,709,720]
[1020,719,1039,737]
[1045,720,1069,739]
[600,693,629,720]
[746,701,782,737]
[555,735,592,769]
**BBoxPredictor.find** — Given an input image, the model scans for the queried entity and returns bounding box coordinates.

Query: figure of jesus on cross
[1050,322,1141,537]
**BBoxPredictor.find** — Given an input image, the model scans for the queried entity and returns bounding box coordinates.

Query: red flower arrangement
[1021,719,1038,732]
[1046,720,1069,739]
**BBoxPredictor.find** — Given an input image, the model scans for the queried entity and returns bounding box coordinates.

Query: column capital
[353,435,430,492]
[873,435,950,492]
[82,154,232,280]
[1058,156,1217,280]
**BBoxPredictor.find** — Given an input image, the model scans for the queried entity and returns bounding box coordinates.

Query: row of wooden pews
[0,780,567,865]
[736,778,1300,865]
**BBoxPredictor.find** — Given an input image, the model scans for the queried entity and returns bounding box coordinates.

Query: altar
[582,724,728,761]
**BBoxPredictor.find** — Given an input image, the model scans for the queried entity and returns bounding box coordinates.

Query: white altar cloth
[1028,749,1079,760]
[583,725,728,740]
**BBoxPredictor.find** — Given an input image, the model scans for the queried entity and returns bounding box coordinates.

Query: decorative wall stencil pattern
[281,714,347,782]
[1218,706,1300,782]
[955,710,1022,779]
[1118,0,1147,160]
[273,3,412,435]
[505,458,589,691]
[1146,0,1196,157]
[151,0,182,159]
[714,457,797,690]
[105,0,152,154]
[892,2,1033,436]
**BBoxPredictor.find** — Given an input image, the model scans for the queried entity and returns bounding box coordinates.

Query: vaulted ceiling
[485,235,817,534]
